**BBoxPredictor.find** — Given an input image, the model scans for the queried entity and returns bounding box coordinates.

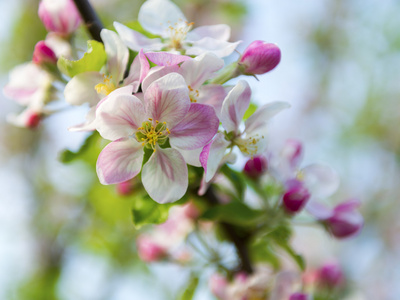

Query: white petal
[141,65,180,94]
[244,101,290,134]
[96,138,144,185]
[114,22,164,52]
[220,80,251,134]
[179,52,224,89]
[177,148,202,167]
[200,133,230,182]
[142,146,188,204]
[101,29,129,84]
[186,24,231,42]
[302,164,340,199]
[138,0,186,37]
[64,71,103,106]
[68,106,97,132]
[197,85,229,119]
[185,38,241,58]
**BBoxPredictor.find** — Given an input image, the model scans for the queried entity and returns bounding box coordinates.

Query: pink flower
[114,0,241,57]
[282,179,311,214]
[137,235,167,262]
[32,41,57,65]
[316,262,344,289]
[239,41,281,75]
[307,199,363,238]
[95,73,219,203]
[289,292,310,300]
[243,156,268,178]
[209,274,228,300]
[38,0,81,35]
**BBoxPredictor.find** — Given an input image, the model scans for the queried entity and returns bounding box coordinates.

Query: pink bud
[136,236,166,262]
[33,41,57,65]
[209,274,228,300]
[282,179,310,214]
[317,262,344,289]
[38,0,82,35]
[239,41,281,75]
[26,111,42,129]
[289,292,309,300]
[326,199,363,238]
[244,156,268,178]
[282,139,303,169]
[116,180,134,196]
[182,201,200,219]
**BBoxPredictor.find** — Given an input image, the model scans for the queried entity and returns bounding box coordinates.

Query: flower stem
[204,187,254,274]
[73,0,104,42]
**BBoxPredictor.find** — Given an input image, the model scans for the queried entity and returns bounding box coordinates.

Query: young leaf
[178,273,199,300]
[243,103,258,120]
[59,132,102,166]
[57,40,107,77]
[131,195,173,228]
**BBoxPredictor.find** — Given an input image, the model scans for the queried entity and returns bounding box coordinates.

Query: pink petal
[220,80,251,134]
[114,21,164,52]
[186,24,231,42]
[144,73,190,128]
[96,88,146,141]
[145,52,191,66]
[179,52,224,89]
[141,65,180,93]
[197,85,231,119]
[124,49,150,93]
[169,103,219,150]
[141,146,188,204]
[306,201,333,220]
[185,37,241,58]
[244,101,290,134]
[96,137,144,185]
[200,133,230,182]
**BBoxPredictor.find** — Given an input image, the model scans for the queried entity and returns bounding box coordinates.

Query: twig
[73,0,104,42]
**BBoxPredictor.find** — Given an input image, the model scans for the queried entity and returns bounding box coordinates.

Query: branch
[73,0,104,42]
[204,187,254,274]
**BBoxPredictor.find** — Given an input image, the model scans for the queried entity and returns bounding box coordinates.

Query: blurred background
[1,0,399,299]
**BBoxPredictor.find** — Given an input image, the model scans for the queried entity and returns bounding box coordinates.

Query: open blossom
[200,80,290,183]
[95,73,219,203]
[38,0,82,35]
[239,41,281,75]
[114,0,241,57]
[64,29,150,131]
[307,199,363,238]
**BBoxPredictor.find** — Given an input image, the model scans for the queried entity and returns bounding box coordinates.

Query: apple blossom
[38,0,82,36]
[239,41,281,75]
[282,179,311,214]
[289,293,310,300]
[95,73,219,203]
[114,0,241,57]
[200,80,290,182]
[32,41,58,65]
[316,262,344,289]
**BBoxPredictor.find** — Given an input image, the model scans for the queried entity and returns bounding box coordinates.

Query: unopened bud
[289,292,310,300]
[26,111,42,129]
[33,41,57,65]
[282,179,310,214]
[136,236,166,262]
[317,262,344,289]
[326,199,363,238]
[38,0,82,36]
[239,41,281,75]
[116,180,134,196]
[243,156,268,178]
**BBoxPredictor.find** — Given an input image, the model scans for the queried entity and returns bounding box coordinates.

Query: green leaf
[249,239,281,270]
[178,273,199,300]
[132,195,175,228]
[59,132,102,166]
[243,103,258,120]
[220,164,246,201]
[57,40,107,77]
[201,201,264,226]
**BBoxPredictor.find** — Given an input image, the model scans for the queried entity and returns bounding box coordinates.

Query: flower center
[136,119,170,151]
[95,75,116,96]
[235,134,265,158]
[167,20,194,50]
[188,85,199,103]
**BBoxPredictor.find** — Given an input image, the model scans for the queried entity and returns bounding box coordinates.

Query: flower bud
[326,199,363,238]
[136,236,166,262]
[33,41,57,65]
[239,41,281,75]
[282,179,310,214]
[209,274,228,300]
[317,262,344,289]
[289,292,310,300]
[116,180,134,196]
[26,111,42,129]
[243,156,268,178]
[38,0,82,36]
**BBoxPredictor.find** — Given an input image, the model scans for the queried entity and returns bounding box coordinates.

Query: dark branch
[73,0,104,42]
[204,187,254,274]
